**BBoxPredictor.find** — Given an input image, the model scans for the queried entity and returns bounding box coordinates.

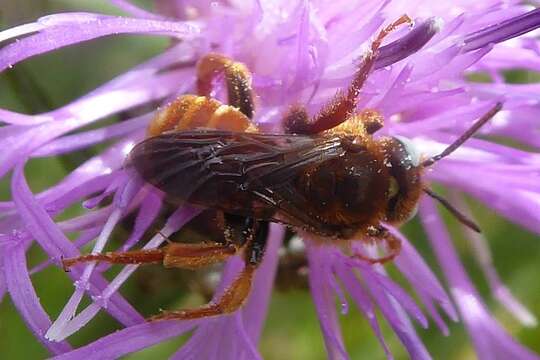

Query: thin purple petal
[51,320,202,360]
[335,263,393,359]
[419,198,540,360]
[375,17,442,69]
[11,163,144,328]
[306,243,349,360]
[4,243,72,354]
[0,13,199,72]
[359,266,432,360]
[464,8,540,52]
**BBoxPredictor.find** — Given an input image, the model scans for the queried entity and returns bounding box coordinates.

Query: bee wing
[128,129,345,231]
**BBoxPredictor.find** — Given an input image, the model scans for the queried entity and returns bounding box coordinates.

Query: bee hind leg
[62,249,165,270]
[148,263,256,321]
[149,221,269,321]
[196,53,255,119]
[61,241,241,271]
[353,226,402,264]
[62,213,263,271]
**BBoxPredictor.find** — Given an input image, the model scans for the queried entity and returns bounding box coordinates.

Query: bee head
[378,103,501,231]
[383,136,423,224]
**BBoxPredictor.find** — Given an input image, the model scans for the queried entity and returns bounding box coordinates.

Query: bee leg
[223,213,256,246]
[61,241,241,270]
[283,15,413,135]
[62,249,165,269]
[63,213,261,270]
[354,226,402,264]
[149,221,269,321]
[196,53,255,119]
[161,242,239,270]
[162,214,256,270]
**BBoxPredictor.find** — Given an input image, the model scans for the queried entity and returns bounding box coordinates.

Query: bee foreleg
[284,15,412,135]
[149,221,269,321]
[353,226,402,264]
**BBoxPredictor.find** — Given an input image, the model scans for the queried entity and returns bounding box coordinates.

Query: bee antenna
[423,187,481,233]
[421,102,502,168]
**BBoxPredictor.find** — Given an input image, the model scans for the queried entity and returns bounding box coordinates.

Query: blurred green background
[0,1,539,359]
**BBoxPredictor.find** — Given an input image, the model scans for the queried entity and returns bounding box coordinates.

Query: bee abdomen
[147,95,255,136]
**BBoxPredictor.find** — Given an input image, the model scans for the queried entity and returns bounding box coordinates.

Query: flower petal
[447,193,537,326]
[0,13,199,72]
[335,263,393,359]
[4,243,72,354]
[419,198,540,360]
[172,224,283,359]
[51,320,202,360]
[306,243,349,360]
[463,8,540,52]
[11,162,144,329]
[47,207,199,341]
[391,229,458,324]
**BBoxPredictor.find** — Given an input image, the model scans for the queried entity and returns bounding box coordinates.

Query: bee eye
[388,176,399,199]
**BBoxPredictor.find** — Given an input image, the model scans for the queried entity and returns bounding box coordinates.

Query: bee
[63,15,501,321]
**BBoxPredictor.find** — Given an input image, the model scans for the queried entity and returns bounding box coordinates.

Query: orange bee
[64,15,500,321]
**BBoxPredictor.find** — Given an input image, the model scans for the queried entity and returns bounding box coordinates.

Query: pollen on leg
[196,53,255,118]
[197,53,235,96]
[208,104,255,132]
[176,96,222,130]
[147,95,199,136]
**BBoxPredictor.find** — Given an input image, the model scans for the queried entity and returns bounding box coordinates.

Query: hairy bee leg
[62,242,238,271]
[149,221,269,321]
[62,249,164,269]
[159,214,257,270]
[196,53,255,119]
[149,264,256,321]
[354,227,402,264]
[284,15,413,135]
[147,95,255,136]
[161,242,239,270]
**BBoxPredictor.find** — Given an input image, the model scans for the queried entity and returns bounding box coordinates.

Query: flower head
[1,1,540,359]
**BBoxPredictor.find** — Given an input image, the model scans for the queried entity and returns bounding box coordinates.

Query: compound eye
[388,176,399,199]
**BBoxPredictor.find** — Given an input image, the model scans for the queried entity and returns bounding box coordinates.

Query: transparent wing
[128,129,345,232]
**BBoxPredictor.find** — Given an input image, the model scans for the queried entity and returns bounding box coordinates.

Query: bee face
[383,137,423,224]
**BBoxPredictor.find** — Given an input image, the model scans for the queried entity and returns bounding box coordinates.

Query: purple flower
[1,1,540,359]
